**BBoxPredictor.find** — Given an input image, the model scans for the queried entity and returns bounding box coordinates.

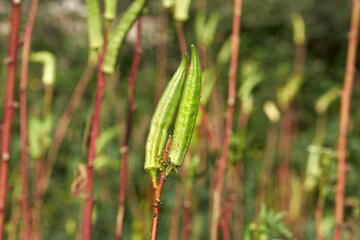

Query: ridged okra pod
[145,54,188,181]
[102,0,146,74]
[168,45,201,168]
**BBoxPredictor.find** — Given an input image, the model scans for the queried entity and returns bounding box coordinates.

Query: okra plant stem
[115,18,142,240]
[210,0,242,239]
[150,172,167,240]
[19,0,39,239]
[175,21,188,54]
[0,2,21,239]
[334,0,360,239]
[83,35,107,240]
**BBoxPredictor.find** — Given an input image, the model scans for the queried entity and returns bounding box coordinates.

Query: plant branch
[174,21,188,54]
[19,0,39,239]
[210,0,242,239]
[0,3,21,239]
[334,0,360,239]
[83,38,107,240]
[150,173,167,240]
[115,18,142,240]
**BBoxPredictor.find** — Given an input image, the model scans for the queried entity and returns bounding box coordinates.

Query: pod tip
[190,44,198,55]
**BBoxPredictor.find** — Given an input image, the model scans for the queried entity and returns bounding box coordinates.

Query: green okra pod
[162,0,175,8]
[86,0,103,49]
[174,0,192,22]
[30,51,56,86]
[145,54,188,181]
[104,0,118,22]
[102,0,146,74]
[168,45,202,168]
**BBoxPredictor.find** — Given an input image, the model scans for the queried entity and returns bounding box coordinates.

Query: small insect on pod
[144,54,188,187]
[167,45,202,174]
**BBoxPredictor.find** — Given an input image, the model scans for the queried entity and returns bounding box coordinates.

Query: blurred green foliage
[0,0,360,239]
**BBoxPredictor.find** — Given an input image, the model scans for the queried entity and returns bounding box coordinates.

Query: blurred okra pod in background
[304,87,340,192]
[105,0,118,22]
[30,51,56,86]
[86,0,103,49]
[162,0,175,8]
[102,0,147,74]
[174,0,191,21]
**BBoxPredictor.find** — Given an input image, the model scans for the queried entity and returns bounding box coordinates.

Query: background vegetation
[0,0,359,239]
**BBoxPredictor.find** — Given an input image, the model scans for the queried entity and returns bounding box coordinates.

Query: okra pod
[168,45,201,168]
[162,0,175,8]
[174,0,192,22]
[104,0,118,22]
[30,51,56,86]
[102,0,146,74]
[145,54,188,181]
[86,0,103,49]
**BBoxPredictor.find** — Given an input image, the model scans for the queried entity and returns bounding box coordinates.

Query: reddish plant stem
[83,39,107,240]
[210,1,242,239]
[150,173,167,240]
[0,3,21,239]
[115,18,142,240]
[19,0,39,239]
[174,21,188,54]
[198,43,207,70]
[154,8,168,104]
[334,0,360,239]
